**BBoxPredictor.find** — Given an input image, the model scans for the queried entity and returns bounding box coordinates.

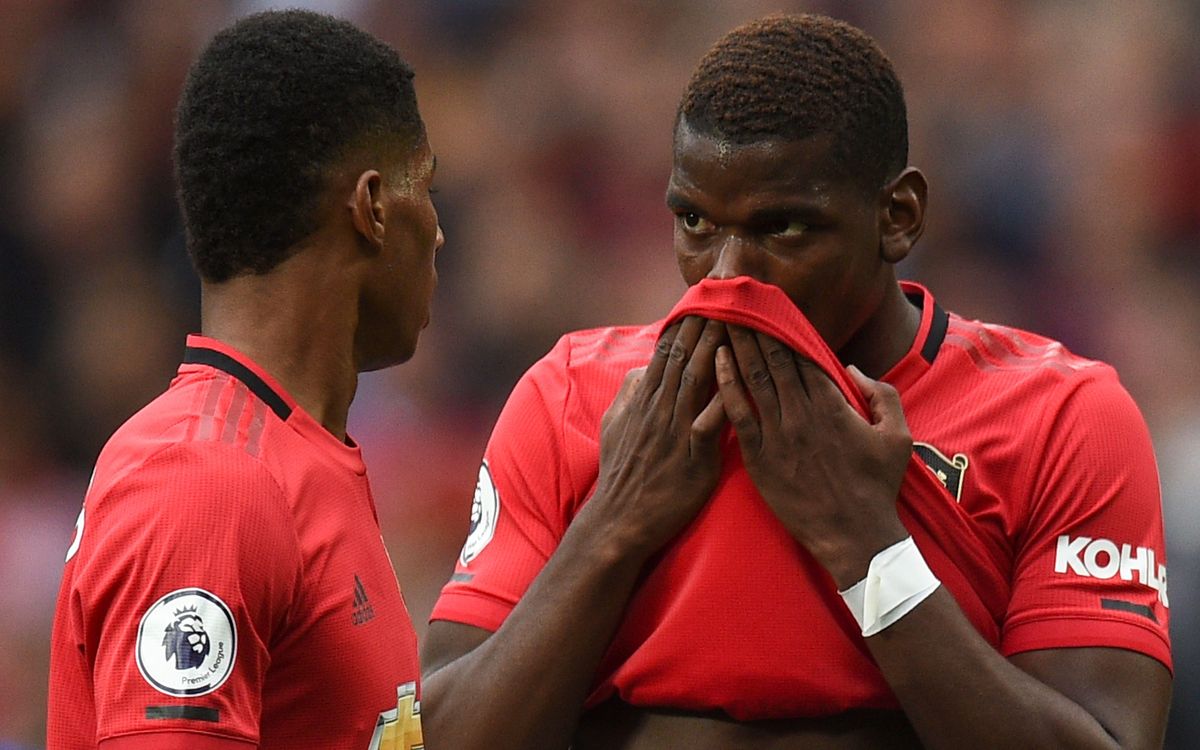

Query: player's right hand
[588,316,727,561]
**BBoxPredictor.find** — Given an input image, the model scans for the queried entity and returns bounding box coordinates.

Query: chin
[358,341,417,372]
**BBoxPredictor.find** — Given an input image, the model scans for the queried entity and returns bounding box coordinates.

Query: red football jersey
[49,335,424,749]
[432,278,1170,720]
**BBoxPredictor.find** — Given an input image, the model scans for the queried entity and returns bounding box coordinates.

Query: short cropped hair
[174,10,423,282]
[678,13,907,191]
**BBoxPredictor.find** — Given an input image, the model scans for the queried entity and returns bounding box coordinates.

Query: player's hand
[717,325,911,589]
[588,316,727,561]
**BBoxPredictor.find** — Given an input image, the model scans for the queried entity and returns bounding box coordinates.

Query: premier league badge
[136,588,237,696]
[459,460,501,566]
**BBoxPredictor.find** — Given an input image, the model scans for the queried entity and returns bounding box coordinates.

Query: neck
[837,280,921,380]
[199,256,359,440]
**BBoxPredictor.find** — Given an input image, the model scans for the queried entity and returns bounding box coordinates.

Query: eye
[677,211,716,235]
[761,217,808,238]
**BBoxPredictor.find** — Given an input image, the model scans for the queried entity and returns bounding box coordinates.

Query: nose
[434,224,446,253]
[706,234,759,280]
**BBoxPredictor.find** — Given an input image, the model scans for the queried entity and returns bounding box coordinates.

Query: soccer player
[47,10,440,749]
[421,13,1172,749]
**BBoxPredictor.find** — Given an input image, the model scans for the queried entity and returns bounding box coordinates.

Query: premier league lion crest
[136,588,236,696]
[163,606,211,670]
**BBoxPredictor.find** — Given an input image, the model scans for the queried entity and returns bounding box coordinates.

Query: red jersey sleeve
[60,442,302,746]
[431,337,576,632]
[1001,370,1171,669]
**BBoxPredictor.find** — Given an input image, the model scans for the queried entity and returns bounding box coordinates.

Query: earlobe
[349,170,385,252]
[879,167,928,264]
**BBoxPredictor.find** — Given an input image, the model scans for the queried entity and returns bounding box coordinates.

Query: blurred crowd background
[1,0,1197,746]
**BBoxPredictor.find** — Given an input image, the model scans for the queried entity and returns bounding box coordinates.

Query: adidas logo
[351,574,376,626]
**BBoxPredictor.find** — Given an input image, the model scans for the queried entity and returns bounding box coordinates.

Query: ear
[877,167,928,264]
[349,169,385,253]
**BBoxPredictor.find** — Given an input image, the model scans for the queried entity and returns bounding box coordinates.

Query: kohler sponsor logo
[1054,535,1168,607]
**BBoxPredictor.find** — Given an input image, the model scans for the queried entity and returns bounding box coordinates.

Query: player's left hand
[717,325,912,589]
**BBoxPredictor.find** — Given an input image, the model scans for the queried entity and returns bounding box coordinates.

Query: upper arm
[1011,648,1171,749]
[421,620,494,678]
[1002,374,1171,746]
[1003,374,1170,667]
[67,443,297,746]
[429,340,579,632]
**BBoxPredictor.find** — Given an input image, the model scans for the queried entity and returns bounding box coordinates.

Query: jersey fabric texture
[431,277,1170,721]
[49,335,424,750]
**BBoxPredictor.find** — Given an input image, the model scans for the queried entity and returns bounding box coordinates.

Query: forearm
[422,502,649,750]
[866,588,1123,749]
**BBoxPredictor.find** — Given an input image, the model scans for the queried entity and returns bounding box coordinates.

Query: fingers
[690,391,726,457]
[794,356,848,417]
[728,325,780,421]
[756,330,808,408]
[655,316,707,407]
[644,321,683,392]
[715,344,761,456]
[675,318,726,419]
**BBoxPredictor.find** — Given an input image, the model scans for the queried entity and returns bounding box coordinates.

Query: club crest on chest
[914,442,969,503]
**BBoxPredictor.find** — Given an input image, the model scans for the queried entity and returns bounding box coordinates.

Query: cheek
[674,236,711,283]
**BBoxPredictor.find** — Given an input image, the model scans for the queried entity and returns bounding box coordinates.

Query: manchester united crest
[914,442,969,502]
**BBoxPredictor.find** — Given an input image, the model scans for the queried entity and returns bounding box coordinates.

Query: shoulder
[528,323,659,378]
[940,316,1158,509]
[87,378,292,537]
[505,322,659,407]
[938,315,1126,406]
[83,440,291,560]
[486,322,658,474]
[922,315,1153,496]
[517,322,659,420]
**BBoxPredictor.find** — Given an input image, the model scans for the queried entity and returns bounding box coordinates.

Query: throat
[837,286,921,379]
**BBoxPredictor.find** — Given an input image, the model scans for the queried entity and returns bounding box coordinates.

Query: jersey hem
[1001,614,1172,673]
[429,589,510,632]
[100,729,256,749]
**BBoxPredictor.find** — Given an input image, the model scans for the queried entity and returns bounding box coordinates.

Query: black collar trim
[183,346,292,421]
[921,301,949,364]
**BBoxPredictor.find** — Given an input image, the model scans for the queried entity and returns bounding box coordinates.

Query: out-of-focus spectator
[1,1,1196,747]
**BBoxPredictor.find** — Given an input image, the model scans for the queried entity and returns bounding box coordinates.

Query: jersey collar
[183,335,295,420]
[181,334,366,474]
[880,281,949,392]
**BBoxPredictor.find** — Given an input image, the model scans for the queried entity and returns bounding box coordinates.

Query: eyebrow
[747,206,827,224]
[664,192,692,212]
[665,192,830,222]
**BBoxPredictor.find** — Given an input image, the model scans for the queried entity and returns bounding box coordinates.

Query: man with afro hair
[48,10,441,749]
[423,13,1171,749]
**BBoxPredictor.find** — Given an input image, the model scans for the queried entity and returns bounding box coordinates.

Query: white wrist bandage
[838,536,941,637]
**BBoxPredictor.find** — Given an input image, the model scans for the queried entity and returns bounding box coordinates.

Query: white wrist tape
[838,536,941,637]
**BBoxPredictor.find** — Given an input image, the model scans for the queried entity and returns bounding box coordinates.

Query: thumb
[847,364,905,432]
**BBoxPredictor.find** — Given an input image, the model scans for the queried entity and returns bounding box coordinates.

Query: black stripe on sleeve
[1101,598,1158,622]
[145,705,220,722]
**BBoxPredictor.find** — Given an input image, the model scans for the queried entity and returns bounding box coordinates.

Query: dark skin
[421,122,1171,748]
[201,137,442,440]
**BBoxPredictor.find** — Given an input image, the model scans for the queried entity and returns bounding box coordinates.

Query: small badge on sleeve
[136,588,237,696]
[459,460,501,566]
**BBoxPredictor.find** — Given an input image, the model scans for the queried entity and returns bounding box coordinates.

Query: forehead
[381,132,433,192]
[402,132,434,174]
[668,124,854,207]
